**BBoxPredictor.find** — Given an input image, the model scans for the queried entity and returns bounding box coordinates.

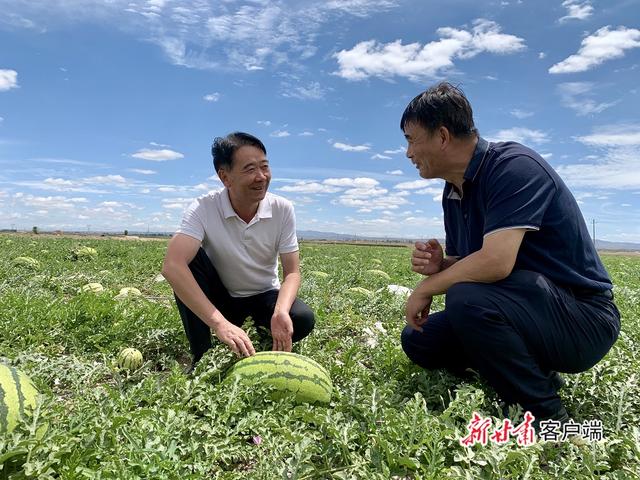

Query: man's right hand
[411,239,444,276]
[212,320,256,357]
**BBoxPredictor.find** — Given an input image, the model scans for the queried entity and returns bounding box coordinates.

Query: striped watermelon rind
[0,364,39,434]
[226,352,332,404]
[117,348,143,371]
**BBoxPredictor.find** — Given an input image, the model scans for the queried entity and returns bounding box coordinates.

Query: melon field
[1,233,639,479]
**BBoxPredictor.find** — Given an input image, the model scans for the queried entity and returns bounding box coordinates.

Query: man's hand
[405,291,433,332]
[271,311,294,352]
[212,321,256,357]
[411,239,444,276]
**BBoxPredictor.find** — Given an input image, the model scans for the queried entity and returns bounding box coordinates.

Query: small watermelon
[0,364,39,434]
[365,269,391,280]
[82,282,104,293]
[13,256,40,269]
[114,287,142,299]
[346,286,373,297]
[226,352,332,404]
[72,246,97,260]
[310,271,329,279]
[117,348,143,371]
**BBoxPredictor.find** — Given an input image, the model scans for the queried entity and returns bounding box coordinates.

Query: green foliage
[1,234,639,478]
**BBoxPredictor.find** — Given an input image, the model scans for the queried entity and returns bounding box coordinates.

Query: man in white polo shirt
[162,132,315,364]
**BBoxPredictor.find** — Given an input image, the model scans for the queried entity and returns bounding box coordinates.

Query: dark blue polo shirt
[443,137,612,292]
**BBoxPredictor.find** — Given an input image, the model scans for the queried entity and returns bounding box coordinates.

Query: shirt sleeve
[483,156,557,236]
[278,200,299,254]
[175,199,205,242]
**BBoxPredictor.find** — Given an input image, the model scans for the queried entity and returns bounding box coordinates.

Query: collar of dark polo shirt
[447,136,490,200]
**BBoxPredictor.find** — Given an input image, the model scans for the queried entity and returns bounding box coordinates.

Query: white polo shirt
[176,188,299,297]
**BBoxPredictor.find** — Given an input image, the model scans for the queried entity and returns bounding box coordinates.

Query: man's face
[403,122,445,180]
[220,145,271,203]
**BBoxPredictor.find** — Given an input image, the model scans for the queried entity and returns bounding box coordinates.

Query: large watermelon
[226,352,332,404]
[0,364,39,433]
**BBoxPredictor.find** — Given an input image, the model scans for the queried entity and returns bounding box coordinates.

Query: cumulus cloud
[557,82,617,116]
[386,169,404,175]
[270,130,291,138]
[324,177,379,188]
[510,109,534,119]
[281,81,326,100]
[0,69,19,91]
[559,0,593,23]
[371,154,392,160]
[549,26,640,74]
[394,179,440,190]
[131,148,184,161]
[575,124,640,147]
[383,147,405,154]
[333,142,370,152]
[487,127,549,145]
[559,1,593,23]
[129,168,157,175]
[334,19,525,81]
[555,124,640,189]
[203,92,220,102]
[298,131,314,136]
[279,182,341,194]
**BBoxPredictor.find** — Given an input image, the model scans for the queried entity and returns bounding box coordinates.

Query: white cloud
[575,124,640,147]
[0,116,4,123]
[556,124,640,189]
[371,154,392,160]
[324,177,379,188]
[333,142,370,152]
[298,131,314,136]
[0,69,19,91]
[549,26,640,74]
[334,19,525,81]
[510,109,534,119]
[281,81,325,100]
[538,52,546,59]
[129,168,157,175]
[557,82,617,116]
[387,170,404,175]
[279,181,341,194]
[559,1,593,23]
[394,179,440,189]
[257,120,272,126]
[541,153,553,160]
[383,147,405,154]
[270,130,291,138]
[203,92,220,102]
[487,127,549,145]
[131,148,184,161]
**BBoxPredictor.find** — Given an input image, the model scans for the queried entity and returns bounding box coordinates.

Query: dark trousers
[401,270,621,419]
[175,248,315,363]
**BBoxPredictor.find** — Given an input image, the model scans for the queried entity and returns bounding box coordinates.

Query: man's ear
[218,168,230,187]
[438,126,451,150]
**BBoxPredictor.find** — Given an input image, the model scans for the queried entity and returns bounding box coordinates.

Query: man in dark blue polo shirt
[399,82,620,424]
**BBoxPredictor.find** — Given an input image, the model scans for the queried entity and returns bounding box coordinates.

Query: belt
[568,287,613,300]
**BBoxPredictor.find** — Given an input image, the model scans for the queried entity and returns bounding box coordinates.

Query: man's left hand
[405,292,433,332]
[271,310,294,352]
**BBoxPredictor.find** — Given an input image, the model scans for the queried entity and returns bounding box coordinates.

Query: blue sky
[1,0,639,241]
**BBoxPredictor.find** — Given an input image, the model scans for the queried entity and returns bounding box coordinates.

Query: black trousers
[175,248,315,362]
[401,269,621,419]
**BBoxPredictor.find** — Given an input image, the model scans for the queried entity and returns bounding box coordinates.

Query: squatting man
[162,132,315,368]
[400,82,620,425]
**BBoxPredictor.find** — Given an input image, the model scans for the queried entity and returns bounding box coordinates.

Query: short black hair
[400,82,478,138]
[211,132,267,172]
